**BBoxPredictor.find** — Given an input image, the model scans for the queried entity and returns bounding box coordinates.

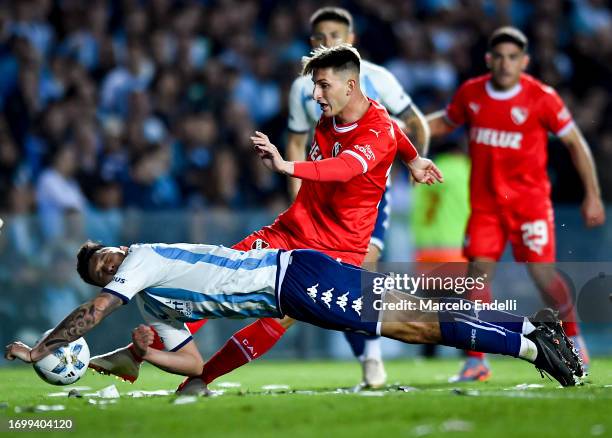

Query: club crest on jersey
[468,102,480,114]
[332,142,341,157]
[510,106,529,125]
[251,238,270,250]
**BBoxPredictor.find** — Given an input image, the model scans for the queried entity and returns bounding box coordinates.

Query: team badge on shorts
[510,106,529,125]
[251,238,270,250]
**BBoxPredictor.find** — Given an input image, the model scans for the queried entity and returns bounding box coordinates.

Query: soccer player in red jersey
[89,45,442,391]
[427,27,605,381]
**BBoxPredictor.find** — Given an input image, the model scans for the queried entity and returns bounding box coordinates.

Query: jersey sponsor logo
[369,128,381,138]
[308,141,323,161]
[251,238,270,250]
[510,106,529,125]
[468,102,480,114]
[332,142,341,157]
[520,220,548,255]
[113,276,126,284]
[164,299,193,318]
[353,144,375,161]
[470,127,523,149]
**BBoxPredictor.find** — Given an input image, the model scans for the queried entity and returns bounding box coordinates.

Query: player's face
[312,68,353,117]
[310,20,354,48]
[88,246,128,287]
[487,42,529,90]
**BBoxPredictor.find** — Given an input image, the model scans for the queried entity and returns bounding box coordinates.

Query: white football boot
[89,346,141,383]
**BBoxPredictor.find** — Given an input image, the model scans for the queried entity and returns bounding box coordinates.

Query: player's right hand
[582,195,606,227]
[131,325,154,358]
[251,131,292,175]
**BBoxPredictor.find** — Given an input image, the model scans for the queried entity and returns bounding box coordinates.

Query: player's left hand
[582,195,606,227]
[407,157,444,185]
[4,341,33,363]
[251,131,292,175]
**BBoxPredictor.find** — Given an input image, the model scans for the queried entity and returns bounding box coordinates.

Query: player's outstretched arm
[131,325,204,376]
[426,110,456,139]
[285,132,309,199]
[400,105,431,157]
[559,126,606,227]
[4,292,123,363]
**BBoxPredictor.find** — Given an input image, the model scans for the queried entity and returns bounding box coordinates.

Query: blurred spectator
[36,144,87,240]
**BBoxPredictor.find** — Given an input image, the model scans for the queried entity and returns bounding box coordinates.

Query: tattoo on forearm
[43,303,99,350]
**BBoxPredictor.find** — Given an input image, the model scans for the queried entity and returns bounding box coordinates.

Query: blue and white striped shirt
[103,243,286,322]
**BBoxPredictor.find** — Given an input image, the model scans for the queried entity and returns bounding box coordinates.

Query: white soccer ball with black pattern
[32,331,90,385]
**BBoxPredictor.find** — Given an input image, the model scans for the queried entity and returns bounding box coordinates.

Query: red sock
[466,283,493,360]
[201,318,286,384]
[542,273,579,336]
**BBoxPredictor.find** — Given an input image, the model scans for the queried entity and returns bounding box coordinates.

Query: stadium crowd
[0,0,611,339]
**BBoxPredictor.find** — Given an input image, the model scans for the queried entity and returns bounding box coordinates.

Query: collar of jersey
[485,80,522,100]
[333,116,358,133]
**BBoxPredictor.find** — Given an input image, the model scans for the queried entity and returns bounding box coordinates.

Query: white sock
[519,336,538,362]
[362,338,382,361]
[522,318,537,335]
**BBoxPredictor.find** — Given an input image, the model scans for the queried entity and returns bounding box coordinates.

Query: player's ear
[521,53,530,71]
[346,78,356,95]
[347,32,355,45]
[484,52,492,69]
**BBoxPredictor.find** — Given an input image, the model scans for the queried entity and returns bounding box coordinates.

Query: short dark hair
[488,26,528,52]
[310,7,353,32]
[77,240,104,286]
[301,44,361,77]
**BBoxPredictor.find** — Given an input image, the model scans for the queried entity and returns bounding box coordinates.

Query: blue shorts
[278,250,383,336]
[370,185,391,251]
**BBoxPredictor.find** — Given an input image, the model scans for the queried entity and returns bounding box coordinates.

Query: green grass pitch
[1,358,611,438]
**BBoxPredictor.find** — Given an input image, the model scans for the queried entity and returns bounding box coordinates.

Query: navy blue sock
[438,300,522,357]
[443,297,525,333]
[343,332,378,358]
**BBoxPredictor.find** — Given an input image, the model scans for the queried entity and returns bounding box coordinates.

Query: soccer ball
[32,331,90,385]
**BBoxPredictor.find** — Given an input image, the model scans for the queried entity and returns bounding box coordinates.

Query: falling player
[427,26,605,381]
[6,240,583,389]
[87,45,442,393]
[285,7,430,386]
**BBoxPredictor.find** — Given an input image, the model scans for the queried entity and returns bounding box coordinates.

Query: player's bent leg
[175,317,288,393]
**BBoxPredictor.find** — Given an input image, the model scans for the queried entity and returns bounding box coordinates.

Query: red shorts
[464,202,556,263]
[232,223,365,266]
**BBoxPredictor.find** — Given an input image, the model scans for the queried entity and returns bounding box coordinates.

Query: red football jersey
[445,73,574,211]
[275,98,397,261]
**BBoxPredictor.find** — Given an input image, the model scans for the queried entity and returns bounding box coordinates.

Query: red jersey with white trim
[275,98,397,260]
[445,73,574,211]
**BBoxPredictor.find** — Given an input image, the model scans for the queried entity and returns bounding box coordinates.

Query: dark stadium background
[0,0,611,364]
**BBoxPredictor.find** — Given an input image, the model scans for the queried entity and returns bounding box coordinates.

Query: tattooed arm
[4,292,123,363]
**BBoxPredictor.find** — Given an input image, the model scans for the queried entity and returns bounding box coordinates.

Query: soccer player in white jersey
[5,240,583,388]
[285,6,431,387]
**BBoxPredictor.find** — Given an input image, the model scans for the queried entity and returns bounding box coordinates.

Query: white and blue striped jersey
[103,243,285,322]
[288,59,413,133]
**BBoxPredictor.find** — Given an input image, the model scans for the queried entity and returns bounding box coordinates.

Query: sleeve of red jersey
[392,119,418,163]
[293,154,364,182]
[538,87,574,137]
[444,82,469,127]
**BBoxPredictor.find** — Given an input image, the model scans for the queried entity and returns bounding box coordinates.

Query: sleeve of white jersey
[102,246,162,304]
[370,65,413,116]
[288,77,313,133]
